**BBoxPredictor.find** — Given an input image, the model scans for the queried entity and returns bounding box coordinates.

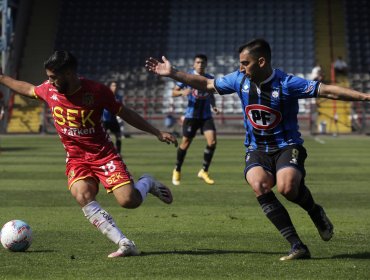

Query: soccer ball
[0,220,33,252]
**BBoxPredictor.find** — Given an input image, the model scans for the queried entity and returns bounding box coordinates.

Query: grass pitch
[0,134,369,279]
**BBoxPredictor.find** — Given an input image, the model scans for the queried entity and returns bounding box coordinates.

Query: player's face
[239,50,264,83]
[46,69,69,94]
[193,58,207,75]
[109,82,117,93]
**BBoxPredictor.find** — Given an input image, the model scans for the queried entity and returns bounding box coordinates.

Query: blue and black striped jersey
[176,70,215,119]
[214,69,319,152]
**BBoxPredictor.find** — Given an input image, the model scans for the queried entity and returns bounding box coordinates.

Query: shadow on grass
[141,250,370,260]
[25,250,58,253]
[0,147,35,152]
[140,248,281,256]
[330,252,370,259]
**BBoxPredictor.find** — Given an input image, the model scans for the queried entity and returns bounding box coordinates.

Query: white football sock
[82,201,129,245]
[134,175,153,200]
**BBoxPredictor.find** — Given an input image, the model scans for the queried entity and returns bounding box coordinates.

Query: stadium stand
[51,0,317,134]
[2,0,369,134]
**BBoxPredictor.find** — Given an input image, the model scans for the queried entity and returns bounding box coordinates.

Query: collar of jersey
[259,69,276,87]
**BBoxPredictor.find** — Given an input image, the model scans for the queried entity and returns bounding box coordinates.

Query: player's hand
[145,56,172,76]
[157,131,178,147]
[212,106,221,115]
[182,88,192,96]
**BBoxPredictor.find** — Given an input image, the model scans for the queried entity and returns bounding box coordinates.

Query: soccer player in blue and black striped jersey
[102,81,123,155]
[171,54,219,186]
[146,38,370,261]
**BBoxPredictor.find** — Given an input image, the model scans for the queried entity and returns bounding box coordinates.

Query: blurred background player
[171,54,219,186]
[145,38,370,261]
[0,50,178,258]
[310,63,325,82]
[102,81,123,155]
[333,56,348,76]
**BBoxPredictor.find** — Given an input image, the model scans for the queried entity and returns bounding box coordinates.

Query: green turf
[0,135,369,279]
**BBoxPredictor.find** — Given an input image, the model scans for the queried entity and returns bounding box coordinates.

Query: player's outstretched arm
[117,104,178,147]
[0,74,36,98]
[146,56,216,94]
[319,83,370,101]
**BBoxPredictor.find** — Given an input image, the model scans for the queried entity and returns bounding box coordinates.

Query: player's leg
[172,118,196,185]
[112,176,172,207]
[276,146,334,242]
[70,177,138,258]
[172,136,192,186]
[108,175,172,257]
[198,125,216,184]
[245,151,309,261]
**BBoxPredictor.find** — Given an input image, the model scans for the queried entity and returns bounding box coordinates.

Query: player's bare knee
[250,181,271,196]
[74,192,96,207]
[117,198,140,209]
[116,192,142,209]
[277,182,298,199]
[208,142,216,149]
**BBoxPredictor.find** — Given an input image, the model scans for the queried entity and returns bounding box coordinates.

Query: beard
[55,82,68,94]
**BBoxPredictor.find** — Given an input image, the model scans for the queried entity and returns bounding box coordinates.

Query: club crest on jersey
[245,104,282,130]
[241,83,249,93]
[272,90,279,99]
[82,93,94,106]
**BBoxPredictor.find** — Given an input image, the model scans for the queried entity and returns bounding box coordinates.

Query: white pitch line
[314,137,326,144]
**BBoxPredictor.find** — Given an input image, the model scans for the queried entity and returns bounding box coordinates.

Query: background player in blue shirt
[102,81,123,155]
[171,54,219,186]
[146,38,370,261]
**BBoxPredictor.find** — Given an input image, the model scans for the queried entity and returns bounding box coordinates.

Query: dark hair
[44,51,78,73]
[238,38,271,63]
[108,81,119,87]
[194,54,208,62]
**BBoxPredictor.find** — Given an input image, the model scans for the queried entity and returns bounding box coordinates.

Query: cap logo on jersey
[245,104,282,130]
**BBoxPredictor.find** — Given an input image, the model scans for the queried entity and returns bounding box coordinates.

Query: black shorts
[244,145,307,180]
[103,120,121,135]
[182,118,216,138]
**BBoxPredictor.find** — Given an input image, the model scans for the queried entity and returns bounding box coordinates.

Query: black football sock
[175,148,187,172]
[202,145,216,172]
[257,192,302,246]
[289,182,316,212]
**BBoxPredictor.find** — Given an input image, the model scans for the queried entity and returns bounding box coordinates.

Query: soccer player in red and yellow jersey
[0,51,178,258]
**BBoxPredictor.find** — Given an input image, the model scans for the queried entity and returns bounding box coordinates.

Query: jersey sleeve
[33,81,50,101]
[175,81,187,89]
[283,75,320,99]
[214,71,241,95]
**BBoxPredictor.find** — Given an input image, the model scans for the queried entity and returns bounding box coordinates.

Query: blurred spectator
[310,64,324,81]
[333,56,348,75]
